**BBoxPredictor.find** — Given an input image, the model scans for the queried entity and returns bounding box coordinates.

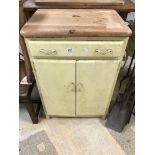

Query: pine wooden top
[20,9,132,38]
[34,0,125,6]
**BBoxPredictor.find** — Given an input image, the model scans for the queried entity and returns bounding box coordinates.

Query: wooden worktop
[20,9,132,38]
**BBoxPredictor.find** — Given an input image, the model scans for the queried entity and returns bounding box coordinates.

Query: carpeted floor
[101,116,135,155]
[20,130,57,155]
[19,104,134,155]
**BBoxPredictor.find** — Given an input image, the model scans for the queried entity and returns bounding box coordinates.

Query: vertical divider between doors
[75,60,77,116]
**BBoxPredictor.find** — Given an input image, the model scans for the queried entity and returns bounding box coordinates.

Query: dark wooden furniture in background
[23,0,134,20]
[34,0,125,6]
[19,0,33,83]
[19,59,41,124]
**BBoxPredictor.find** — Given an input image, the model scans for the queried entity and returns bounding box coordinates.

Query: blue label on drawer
[66,48,73,54]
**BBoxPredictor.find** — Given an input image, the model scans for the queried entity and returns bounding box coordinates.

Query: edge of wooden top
[20,9,132,38]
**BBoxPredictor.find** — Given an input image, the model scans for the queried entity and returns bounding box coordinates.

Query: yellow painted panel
[76,60,120,116]
[27,40,124,58]
[33,59,76,116]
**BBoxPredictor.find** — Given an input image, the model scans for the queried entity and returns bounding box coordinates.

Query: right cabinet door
[76,60,120,116]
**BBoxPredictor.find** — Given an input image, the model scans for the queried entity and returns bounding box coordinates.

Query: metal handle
[39,49,57,55]
[76,82,84,92]
[95,49,113,55]
[67,82,75,92]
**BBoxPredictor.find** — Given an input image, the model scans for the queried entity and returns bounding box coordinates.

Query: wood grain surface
[20,9,132,38]
[34,0,124,6]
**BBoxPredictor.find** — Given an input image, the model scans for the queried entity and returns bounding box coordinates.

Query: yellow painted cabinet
[76,60,120,116]
[33,59,120,117]
[21,9,131,118]
[33,59,76,116]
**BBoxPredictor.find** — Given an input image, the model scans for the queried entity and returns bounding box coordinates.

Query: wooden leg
[19,35,34,83]
[19,1,34,83]
[36,102,42,117]
[24,98,39,124]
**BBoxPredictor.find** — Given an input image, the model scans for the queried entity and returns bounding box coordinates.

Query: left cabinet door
[33,59,76,116]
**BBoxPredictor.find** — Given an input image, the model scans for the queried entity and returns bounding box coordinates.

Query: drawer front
[26,40,124,58]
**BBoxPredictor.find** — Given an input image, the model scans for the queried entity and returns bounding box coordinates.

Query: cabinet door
[76,60,120,116]
[33,59,76,116]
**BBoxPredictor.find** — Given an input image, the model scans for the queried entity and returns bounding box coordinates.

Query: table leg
[24,98,39,124]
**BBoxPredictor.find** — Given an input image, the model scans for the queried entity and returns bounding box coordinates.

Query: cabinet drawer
[26,40,124,58]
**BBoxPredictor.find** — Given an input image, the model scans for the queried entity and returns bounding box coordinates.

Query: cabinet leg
[46,115,50,120]
[101,115,106,120]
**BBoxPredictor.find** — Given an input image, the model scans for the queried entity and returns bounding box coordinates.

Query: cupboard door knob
[67,82,75,92]
[76,82,84,92]
[39,49,57,55]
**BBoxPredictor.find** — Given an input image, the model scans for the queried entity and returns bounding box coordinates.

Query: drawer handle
[39,49,57,55]
[76,82,84,92]
[95,49,113,55]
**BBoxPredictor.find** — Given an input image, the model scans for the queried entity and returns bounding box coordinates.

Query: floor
[19,104,135,155]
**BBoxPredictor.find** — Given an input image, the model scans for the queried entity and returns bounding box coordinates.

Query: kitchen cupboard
[21,9,131,118]
[32,59,119,116]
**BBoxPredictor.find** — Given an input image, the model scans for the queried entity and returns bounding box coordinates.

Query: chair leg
[24,98,39,124]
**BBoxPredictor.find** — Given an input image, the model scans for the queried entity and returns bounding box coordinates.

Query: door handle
[39,49,57,55]
[94,49,113,55]
[76,82,84,92]
[67,82,75,92]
